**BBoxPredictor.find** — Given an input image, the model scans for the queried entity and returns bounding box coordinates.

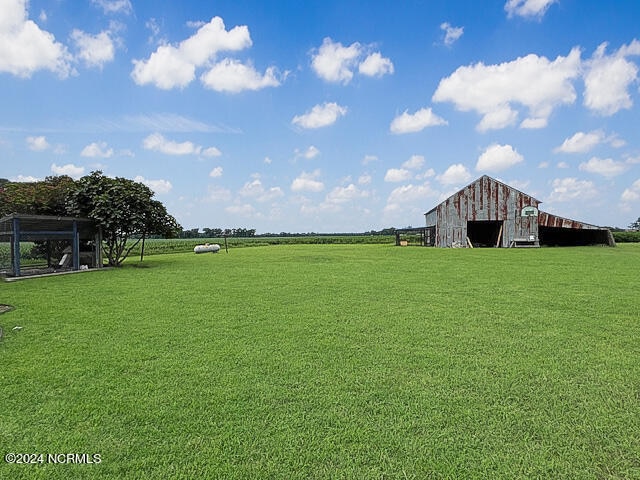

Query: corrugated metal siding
[425,176,542,247]
[537,212,600,230]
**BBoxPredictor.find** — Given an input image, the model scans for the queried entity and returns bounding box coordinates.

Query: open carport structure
[0,214,103,277]
[424,175,615,248]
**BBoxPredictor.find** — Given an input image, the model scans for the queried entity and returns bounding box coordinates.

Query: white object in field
[59,253,71,267]
[194,243,221,254]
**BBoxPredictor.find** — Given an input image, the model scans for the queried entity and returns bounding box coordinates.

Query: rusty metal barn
[424,175,615,248]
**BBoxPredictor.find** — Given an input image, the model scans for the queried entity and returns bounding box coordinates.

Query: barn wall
[425,176,541,247]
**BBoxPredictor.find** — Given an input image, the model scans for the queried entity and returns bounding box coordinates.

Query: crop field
[1,244,639,479]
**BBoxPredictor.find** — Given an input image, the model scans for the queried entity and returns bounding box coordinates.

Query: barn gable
[424,176,614,247]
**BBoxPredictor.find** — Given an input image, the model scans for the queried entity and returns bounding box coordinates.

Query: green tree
[630,217,640,231]
[66,172,180,266]
[0,176,75,217]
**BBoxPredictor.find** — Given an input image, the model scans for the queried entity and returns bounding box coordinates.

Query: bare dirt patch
[0,304,14,314]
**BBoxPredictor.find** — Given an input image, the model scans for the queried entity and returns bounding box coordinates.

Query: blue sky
[2,0,640,232]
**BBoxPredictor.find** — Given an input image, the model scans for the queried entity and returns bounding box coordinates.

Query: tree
[630,217,640,231]
[66,172,180,267]
[0,175,75,217]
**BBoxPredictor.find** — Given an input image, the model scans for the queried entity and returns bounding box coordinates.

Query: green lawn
[1,244,639,479]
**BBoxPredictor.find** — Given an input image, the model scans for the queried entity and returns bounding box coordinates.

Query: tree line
[177,227,401,238]
[179,227,257,238]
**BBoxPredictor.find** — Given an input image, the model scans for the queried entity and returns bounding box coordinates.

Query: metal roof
[424,175,542,216]
[0,214,98,239]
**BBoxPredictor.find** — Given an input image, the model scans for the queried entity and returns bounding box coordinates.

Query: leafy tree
[0,176,75,217]
[66,172,180,266]
[630,217,640,231]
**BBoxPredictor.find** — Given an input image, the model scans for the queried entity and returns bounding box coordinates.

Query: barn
[424,175,615,248]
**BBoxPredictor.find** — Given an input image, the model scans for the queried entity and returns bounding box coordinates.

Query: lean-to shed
[424,175,615,248]
[0,214,103,277]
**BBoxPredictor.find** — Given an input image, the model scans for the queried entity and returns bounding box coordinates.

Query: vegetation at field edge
[1,244,639,479]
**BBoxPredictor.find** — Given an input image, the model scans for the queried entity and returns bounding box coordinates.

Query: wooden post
[495,224,503,248]
[12,217,21,277]
[140,233,146,262]
[72,220,80,271]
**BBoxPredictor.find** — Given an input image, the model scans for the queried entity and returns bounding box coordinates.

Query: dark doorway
[538,226,614,246]
[467,220,503,247]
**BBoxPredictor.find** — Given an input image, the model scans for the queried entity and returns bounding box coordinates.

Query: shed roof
[0,213,98,239]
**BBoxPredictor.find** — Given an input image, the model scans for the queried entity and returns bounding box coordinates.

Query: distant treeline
[177,227,400,239]
[612,231,640,243]
[172,227,639,242]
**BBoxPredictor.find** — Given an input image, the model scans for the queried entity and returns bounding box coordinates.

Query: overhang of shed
[0,213,98,240]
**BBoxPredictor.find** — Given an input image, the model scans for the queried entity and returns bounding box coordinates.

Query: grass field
[1,244,639,479]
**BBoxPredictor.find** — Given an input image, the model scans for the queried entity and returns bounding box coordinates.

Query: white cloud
[51,163,84,179]
[440,22,464,46]
[384,168,413,182]
[209,166,223,178]
[10,174,40,182]
[26,135,49,151]
[390,107,447,134]
[91,0,133,15]
[295,145,320,160]
[358,52,394,77]
[547,177,597,202]
[583,40,640,116]
[81,141,114,158]
[311,37,393,84]
[311,37,362,84]
[0,0,73,78]
[578,157,627,177]
[476,144,524,172]
[505,0,557,19]
[384,182,438,214]
[433,48,580,131]
[291,170,324,192]
[142,133,203,155]
[239,178,284,202]
[205,185,232,202]
[120,113,236,133]
[621,179,640,202]
[225,204,256,216]
[325,184,369,204]
[134,175,172,194]
[202,146,222,157]
[554,130,606,153]
[362,154,378,165]
[402,155,425,170]
[71,29,115,69]
[200,59,281,93]
[415,168,436,180]
[292,102,347,129]
[258,186,284,203]
[437,164,472,185]
[358,173,372,185]
[131,16,252,89]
